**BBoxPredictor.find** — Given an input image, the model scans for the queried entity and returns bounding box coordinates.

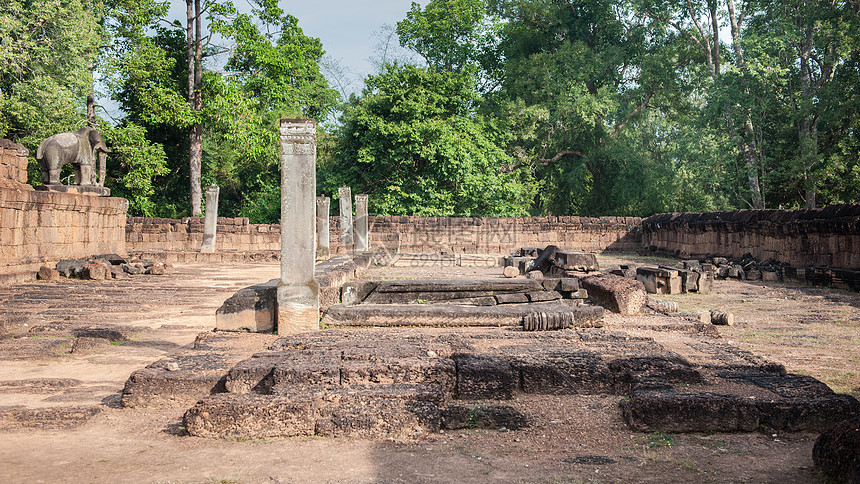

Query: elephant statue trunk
[36,126,111,188]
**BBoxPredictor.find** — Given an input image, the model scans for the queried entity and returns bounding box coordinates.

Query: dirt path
[0,258,856,483]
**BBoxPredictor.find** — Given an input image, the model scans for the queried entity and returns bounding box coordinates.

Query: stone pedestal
[201,184,220,253]
[277,119,320,335]
[338,186,353,249]
[316,196,330,260]
[355,194,369,253]
[35,184,110,197]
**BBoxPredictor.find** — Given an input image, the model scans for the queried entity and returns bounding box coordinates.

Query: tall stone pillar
[200,184,220,253]
[354,194,369,253]
[316,196,330,260]
[338,186,353,251]
[277,119,319,335]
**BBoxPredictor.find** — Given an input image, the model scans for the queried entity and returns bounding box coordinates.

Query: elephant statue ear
[88,127,112,153]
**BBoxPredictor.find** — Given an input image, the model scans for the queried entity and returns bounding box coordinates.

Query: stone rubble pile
[38,254,167,281]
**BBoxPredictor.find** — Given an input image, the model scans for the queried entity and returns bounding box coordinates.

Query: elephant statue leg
[97,151,106,187]
[75,163,96,186]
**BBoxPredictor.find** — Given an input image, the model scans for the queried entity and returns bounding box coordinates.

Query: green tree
[0,0,105,174]
[325,64,533,216]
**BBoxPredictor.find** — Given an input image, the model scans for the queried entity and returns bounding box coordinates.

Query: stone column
[316,196,330,260]
[200,184,220,253]
[277,119,319,335]
[354,193,369,253]
[338,186,353,251]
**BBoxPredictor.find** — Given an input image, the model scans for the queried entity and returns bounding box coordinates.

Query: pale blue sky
[165,0,425,95]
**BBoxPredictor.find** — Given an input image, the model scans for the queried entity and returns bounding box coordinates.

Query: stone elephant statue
[36,126,111,186]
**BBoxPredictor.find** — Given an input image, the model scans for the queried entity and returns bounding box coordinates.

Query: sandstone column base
[277,281,320,335]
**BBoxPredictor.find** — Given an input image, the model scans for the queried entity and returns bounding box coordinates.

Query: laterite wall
[641,205,860,270]
[125,215,644,256]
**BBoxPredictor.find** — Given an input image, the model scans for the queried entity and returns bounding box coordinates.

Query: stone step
[183,384,445,440]
[321,302,604,328]
[373,279,546,293]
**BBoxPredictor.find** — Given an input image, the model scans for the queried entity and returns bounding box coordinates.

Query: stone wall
[0,188,128,279]
[641,205,860,270]
[126,215,643,255]
[0,139,31,189]
[125,217,281,252]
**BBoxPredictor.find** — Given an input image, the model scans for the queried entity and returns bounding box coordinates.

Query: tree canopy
[1,0,858,220]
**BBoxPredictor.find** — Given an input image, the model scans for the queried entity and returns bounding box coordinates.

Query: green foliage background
[1,0,858,220]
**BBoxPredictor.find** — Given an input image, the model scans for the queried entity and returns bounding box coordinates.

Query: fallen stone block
[55,259,87,278]
[503,266,519,278]
[83,262,106,280]
[581,274,647,315]
[710,310,734,326]
[215,279,278,333]
[37,266,59,281]
[93,254,126,265]
[553,251,599,271]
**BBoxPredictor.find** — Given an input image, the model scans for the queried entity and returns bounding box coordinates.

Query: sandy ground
[0,256,857,483]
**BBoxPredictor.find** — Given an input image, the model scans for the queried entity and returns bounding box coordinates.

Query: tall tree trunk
[187,0,203,216]
[87,63,96,125]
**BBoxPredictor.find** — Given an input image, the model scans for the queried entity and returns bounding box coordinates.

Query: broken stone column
[354,193,369,253]
[277,119,319,335]
[316,196,330,260]
[200,184,220,253]
[338,186,353,250]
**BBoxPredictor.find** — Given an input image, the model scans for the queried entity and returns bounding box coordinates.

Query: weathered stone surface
[441,404,528,430]
[364,290,497,305]
[341,281,378,305]
[494,293,529,304]
[710,310,734,326]
[813,416,860,484]
[215,279,277,333]
[56,260,87,278]
[184,393,316,439]
[122,362,227,408]
[184,384,443,441]
[321,302,598,328]
[559,278,580,292]
[146,262,165,275]
[553,251,599,271]
[454,354,516,400]
[621,389,761,432]
[503,265,519,278]
[313,384,443,439]
[514,352,614,395]
[527,291,562,302]
[37,266,59,281]
[72,325,140,341]
[581,274,647,315]
[374,279,545,294]
[526,270,544,279]
[92,253,126,265]
[70,336,110,354]
[0,405,101,431]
